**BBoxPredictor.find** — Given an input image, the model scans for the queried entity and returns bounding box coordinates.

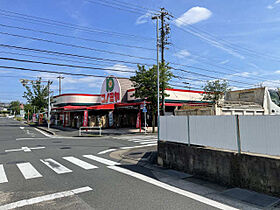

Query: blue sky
[1,0,280,103]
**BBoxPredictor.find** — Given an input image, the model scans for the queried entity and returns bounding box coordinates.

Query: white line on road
[130,139,157,142]
[16,137,50,141]
[97,148,117,155]
[19,127,24,130]
[0,186,93,210]
[22,147,31,152]
[62,156,98,170]
[83,155,120,166]
[120,144,157,150]
[0,164,8,183]
[34,128,53,138]
[17,162,42,179]
[108,166,239,210]
[139,141,157,145]
[5,148,23,153]
[40,159,72,174]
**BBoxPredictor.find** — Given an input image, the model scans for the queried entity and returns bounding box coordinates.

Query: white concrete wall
[160,116,188,144]
[239,116,280,156]
[189,116,237,151]
[160,115,280,156]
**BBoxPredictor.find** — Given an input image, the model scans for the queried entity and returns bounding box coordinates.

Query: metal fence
[160,115,280,156]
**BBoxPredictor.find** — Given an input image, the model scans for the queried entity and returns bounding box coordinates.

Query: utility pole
[158,8,172,116]
[47,80,51,130]
[152,15,160,141]
[57,75,64,95]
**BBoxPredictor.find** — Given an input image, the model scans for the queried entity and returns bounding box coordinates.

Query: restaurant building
[51,76,208,129]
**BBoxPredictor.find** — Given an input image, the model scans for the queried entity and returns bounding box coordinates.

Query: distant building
[51,76,209,128]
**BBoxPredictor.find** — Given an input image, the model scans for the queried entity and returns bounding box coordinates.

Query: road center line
[108,166,239,210]
[0,186,92,210]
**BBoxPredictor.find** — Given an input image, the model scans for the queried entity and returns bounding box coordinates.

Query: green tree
[202,79,230,103]
[21,78,52,113]
[130,63,173,132]
[9,101,20,115]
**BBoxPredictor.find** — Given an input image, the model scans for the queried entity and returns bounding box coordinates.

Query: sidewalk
[32,124,157,137]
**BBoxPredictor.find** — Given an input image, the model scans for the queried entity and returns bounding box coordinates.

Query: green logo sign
[106,78,114,92]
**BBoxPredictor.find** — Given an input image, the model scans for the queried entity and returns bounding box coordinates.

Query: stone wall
[158,140,280,196]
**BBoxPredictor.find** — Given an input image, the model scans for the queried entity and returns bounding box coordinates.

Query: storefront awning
[52,105,88,111]
[87,104,114,110]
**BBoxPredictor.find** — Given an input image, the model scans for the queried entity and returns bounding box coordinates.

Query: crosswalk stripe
[62,156,98,170]
[83,155,120,166]
[0,164,8,183]
[40,159,72,174]
[17,162,42,179]
[139,141,158,145]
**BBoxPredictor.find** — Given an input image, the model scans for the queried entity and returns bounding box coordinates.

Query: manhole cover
[60,147,71,150]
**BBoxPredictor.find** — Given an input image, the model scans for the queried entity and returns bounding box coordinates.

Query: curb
[27,124,56,136]
[35,126,56,135]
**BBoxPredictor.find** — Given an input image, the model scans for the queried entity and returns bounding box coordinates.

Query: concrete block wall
[158,140,280,196]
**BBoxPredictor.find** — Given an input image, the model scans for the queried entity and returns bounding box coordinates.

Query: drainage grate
[220,188,280,208]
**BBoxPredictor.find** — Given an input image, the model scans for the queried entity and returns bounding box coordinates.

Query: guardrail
[79,126,102,136]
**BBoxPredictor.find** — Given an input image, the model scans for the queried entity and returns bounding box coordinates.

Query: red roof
[87,104,114,110]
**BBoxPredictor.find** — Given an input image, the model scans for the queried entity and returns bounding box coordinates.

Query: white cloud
[267,5,274,9]
[219,59,229,65]
[267,0,280,9]
[174,49,191,58]
[105,64,136,76]
[136,11,153,25]
[274,70,280,74]
[174,7,212,26]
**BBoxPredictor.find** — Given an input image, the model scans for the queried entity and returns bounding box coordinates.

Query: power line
[0,50,136,68]
[0,65,130,79]
[0,31,155,61]
[0,9,154,41]
[0,23,155,51]
[0,56,135,73]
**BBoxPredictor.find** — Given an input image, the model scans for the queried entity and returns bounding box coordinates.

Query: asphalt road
[0,117,234,210]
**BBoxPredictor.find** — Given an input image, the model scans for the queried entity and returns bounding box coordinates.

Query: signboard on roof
[100,76,121,104]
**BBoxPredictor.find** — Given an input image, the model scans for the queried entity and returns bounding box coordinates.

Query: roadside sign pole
[47,80,51,130]
[144,101,147,134]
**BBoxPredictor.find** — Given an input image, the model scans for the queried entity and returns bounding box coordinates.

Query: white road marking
[34,128,53,138]
[5,146,45,153]
[0,164,8,183]
[22,147,31,152]
[131,139,157,143]
[83,155,120,166]
[19,127,24,130]
[16,137,50,141]
[108,166,239,210]
[62,156,98,170]
[139,141,158,145]
[40,159,72,174]
[120,144,157,150]
[17,162,42,179]
[5,148,23,153]
[97,148,117,155]
[0,186,92,210]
